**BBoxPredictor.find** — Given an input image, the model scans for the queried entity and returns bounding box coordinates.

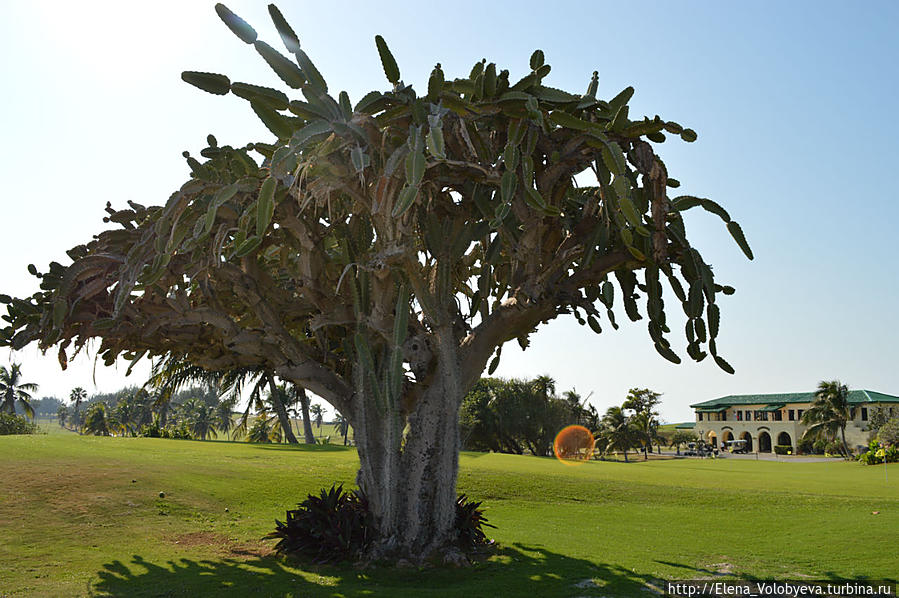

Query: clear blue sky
[2,1,897,421]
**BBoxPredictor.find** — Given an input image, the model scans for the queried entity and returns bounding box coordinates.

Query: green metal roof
[696,407,727,413]
[758,404,785,412]
[690,390,899,409]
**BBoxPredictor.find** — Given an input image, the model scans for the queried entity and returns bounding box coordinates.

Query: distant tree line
[460,375,598,456]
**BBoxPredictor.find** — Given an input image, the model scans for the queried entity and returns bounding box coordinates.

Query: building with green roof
[688,390,899,453]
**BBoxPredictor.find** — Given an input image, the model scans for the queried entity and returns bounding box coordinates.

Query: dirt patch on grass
[170,531,272,559]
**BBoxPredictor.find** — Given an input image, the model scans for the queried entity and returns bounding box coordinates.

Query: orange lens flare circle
[553,425,596,466]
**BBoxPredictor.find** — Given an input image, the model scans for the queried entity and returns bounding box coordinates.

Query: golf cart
[726,439,749,454]
[684,442,717,457]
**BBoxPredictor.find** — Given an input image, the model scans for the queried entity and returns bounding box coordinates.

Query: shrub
[857,439,899,465]
[267,484,374,563]
[774,445,792,455]
[140,422,163,437]
[267,485,496,563]
[0,412,39,435]
[796,436,814,455]
[455,494,496,549]
[812,438,827,454]
[168,423,193,440]
[825,440,845,456]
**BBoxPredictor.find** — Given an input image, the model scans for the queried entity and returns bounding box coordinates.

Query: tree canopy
[0,3,751,559]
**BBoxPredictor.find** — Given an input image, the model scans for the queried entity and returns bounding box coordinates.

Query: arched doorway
[758,431,772,453]
[721,430,734,450]
[707,430,717,448]
[777,431,792,448]
[739,431,753,452]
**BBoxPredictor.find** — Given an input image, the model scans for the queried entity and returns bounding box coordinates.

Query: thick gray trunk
[353,329,463,561]
[296,387,317,444]
[267,377,298,444]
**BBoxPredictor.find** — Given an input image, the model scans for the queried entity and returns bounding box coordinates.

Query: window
[698,412,703,421]
[736,411,742,421]
[788,409,795,421]
[773,410,782,421]
[797,409,804,419]
[861,408,868,421]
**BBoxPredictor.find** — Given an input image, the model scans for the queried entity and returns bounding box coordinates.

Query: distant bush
[857,439,899,465]
[139,422,163,438]
[774,445,792,455]
[166,423,194,440]
[0,413,39,435]
[139,421,193,440]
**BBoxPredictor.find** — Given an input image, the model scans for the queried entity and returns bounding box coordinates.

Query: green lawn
[1,433,896,597]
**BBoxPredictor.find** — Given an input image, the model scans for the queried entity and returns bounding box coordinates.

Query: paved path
[657,450,841,463]
[716,452,841,463]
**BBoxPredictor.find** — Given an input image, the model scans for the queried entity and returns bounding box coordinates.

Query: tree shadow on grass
[90,543,675,597]
[247,442,350,453]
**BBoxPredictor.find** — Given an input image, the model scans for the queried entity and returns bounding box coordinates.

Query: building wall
[694,402,888,452]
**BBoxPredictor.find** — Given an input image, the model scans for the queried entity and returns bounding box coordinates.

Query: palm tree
[669,430,698,455]
[292,385,317,444]
[111,397,140,437]
[531,375,556,402]
[0,363,39,419]
[146,354,300,444]
[215,396,237,437]
[598,406,637,462]
[334,411,350,445]
[246,413,279,443]
[69,387,87,430]
[184,399,218,441]
[801,380,852,457]
[82,403,112,436]
[309,403,324,430]
[57,405,69,429]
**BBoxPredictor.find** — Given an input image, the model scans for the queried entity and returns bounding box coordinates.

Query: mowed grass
[1,434,897,597]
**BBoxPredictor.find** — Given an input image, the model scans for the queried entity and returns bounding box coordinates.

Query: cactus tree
[0,4,751,561]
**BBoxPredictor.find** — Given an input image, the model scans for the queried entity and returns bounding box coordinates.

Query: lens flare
[553,425,595,465]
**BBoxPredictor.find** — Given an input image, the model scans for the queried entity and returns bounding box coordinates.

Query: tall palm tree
[69,387,87,430]
[0,363,39,419]
[292,385,317,444]
[598,406,637,462]
[531,375,556,402]
[334,411,350,445]
[801,380,852,457]
[309,403,324,430]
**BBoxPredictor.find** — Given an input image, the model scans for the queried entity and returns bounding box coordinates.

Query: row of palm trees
[57,378,343,444]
